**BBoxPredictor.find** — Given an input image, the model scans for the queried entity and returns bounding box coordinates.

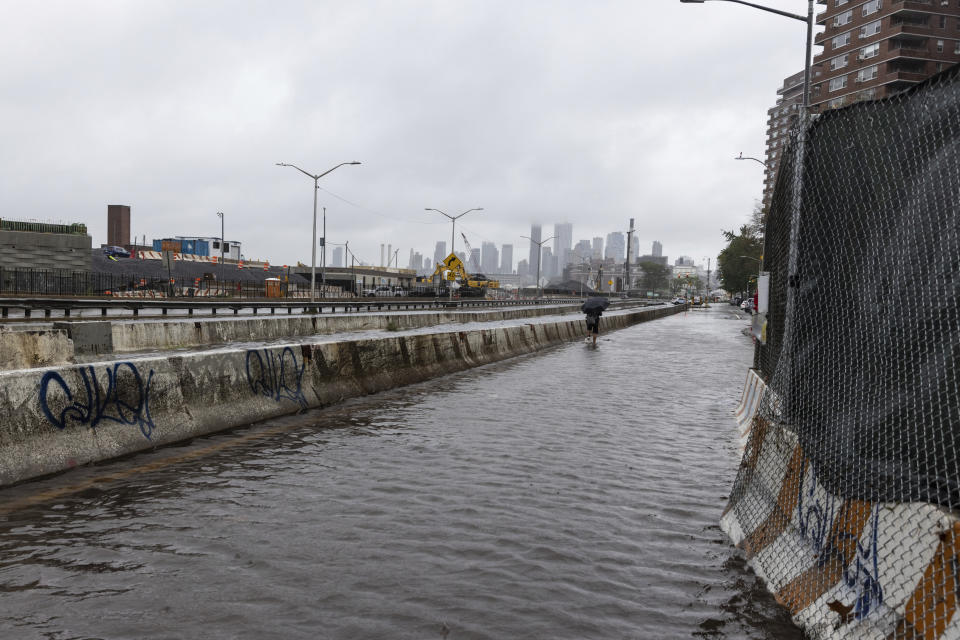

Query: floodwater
[0,304,801,639]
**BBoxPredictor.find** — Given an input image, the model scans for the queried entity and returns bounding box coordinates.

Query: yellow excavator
[431,239,499,296]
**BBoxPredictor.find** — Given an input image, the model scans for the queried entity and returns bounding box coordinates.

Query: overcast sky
[1,1,815,270]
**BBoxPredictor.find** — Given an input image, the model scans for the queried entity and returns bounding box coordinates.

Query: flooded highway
[0,304,801,639]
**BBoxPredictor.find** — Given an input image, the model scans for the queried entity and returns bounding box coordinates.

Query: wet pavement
[0,303,799,639]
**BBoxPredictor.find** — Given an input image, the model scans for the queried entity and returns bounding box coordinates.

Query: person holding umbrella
[581,296,609,346]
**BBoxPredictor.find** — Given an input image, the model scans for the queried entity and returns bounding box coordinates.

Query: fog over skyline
[0,1,814,271]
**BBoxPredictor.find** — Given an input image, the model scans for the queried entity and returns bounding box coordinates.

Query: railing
[0,296,595,320]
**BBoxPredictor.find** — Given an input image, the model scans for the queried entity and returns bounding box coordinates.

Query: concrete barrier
[722,393,960,638]
[733,368,766,451]
[0,327,73,370]
[0,303,684,487]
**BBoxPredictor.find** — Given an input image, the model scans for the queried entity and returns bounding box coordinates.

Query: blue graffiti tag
[796,466,838,557]
[843,505,884,620]
[245,347,307,409]
[796,466,884,620]
[39,362,156,440]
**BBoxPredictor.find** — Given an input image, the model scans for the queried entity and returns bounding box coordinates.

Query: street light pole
[321,206,326,297]
[679,0,813,108]
[425,207,483,301]
[276,161,361,307]
[216,211,224,296]
[521,234,556,299]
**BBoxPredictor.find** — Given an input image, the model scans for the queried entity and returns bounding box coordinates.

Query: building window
[212,241,220,249]
[940,15,947,28]
[829,97,846,109]
[861,43,880,59]
[833,31,852,48]
[830,54,850,70]
[829,75,848,91]
[856,65,879,82]
[938,39,945,51]
[835,9,853,26]
[955,40,960,53]
[835,0,848,5]
[862,0,882,16]
[860,20,882,38]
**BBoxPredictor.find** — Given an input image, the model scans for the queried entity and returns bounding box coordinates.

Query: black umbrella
[580,297,610,313]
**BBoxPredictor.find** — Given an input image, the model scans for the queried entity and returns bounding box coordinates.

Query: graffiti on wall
[796,466,884,620]
[39,363,156,439]
[245,347,307,409]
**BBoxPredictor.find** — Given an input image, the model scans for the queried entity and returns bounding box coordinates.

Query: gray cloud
[1,0,811,269]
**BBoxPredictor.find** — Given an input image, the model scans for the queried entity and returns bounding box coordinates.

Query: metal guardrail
[0,296,588,320]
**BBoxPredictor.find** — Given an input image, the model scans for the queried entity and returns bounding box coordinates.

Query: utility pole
[216,212,225,295]
[706,257,712,306]
[521,234,556,299]
[624,218,635,296]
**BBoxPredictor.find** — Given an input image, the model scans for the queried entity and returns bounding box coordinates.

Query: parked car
[740,299,755,313]
[103,245,130,258]
[392,287,407,297]
[362,288,377,297]
[671,297,686,305]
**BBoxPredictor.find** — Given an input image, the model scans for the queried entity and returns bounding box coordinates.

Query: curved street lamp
[735,152,768,168]
[276,161,361,305]
[679,0,813,109]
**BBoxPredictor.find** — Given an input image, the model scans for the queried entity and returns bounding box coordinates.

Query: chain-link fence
[727,63,960,638]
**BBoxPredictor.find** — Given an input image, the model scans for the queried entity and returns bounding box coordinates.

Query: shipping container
[180,239,197,255]
[195,240,210,257]
[152,239,162,251]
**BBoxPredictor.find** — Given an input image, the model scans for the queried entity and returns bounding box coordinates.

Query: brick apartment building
[762,1,960,208]
[763,70,808,208]
[811,0,960,111]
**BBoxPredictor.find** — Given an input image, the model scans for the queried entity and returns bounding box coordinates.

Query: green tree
[670,275,702,296]
[637,260,671,294]
[717,224,763,296]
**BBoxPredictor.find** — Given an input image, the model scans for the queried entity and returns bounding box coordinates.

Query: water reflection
[0,306,801,639]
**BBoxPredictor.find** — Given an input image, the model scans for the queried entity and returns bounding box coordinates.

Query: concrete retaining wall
[722,370,960,639]
[0,304,684,487]
[0,328,73,370]
[107,303,616,352]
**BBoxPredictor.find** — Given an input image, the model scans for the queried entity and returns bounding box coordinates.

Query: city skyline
[0,2,811,274]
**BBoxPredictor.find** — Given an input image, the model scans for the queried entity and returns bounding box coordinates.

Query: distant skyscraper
[528,224,542,276]
[434,241,446,267]
[541,247,555,280]
[423,256,431,272]
[500,244,513,273]
[605,232,625,261]
[331,246,344,267]
[411,251,423,272]
[469,248,481,271]
[592,237,603,260]
[573,239,592,262]
[553,223,573,268]
[517,259,529,278]
[481,242,499,273]
[652,241,663,258]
